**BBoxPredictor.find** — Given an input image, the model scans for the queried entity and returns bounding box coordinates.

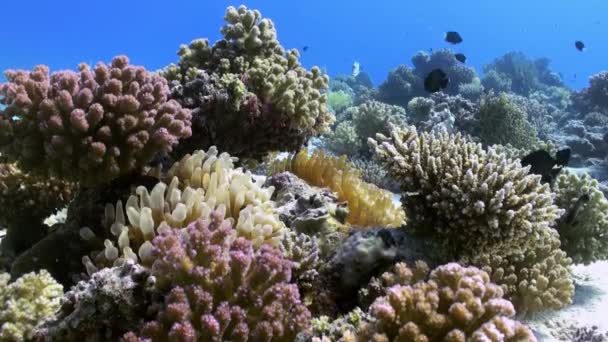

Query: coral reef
[35,261,157,341]
[482,52,562,96]
[407,92,478,135]
[462,227,574,315]
[322,100,406,158]
[97,147,285,268]
[0,270,63,341]
[264,171,349,258]
[0,56,192,185]
[355,263,536,341]
[553,171,608,264]
[270,149,405,228]
[477,92,540,148]
[327,90,354,114]
[411,49,478,94]
[0,164,75,264]
[125,212,311,341]
[369,124,560,255]
[164,5,333,159]
[351,158,400,192]
[377,65,423,108]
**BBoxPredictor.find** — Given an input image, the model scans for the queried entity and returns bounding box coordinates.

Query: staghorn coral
[553,171,608,264]
[355,263,536,341]
[164,5,333,159]
[462,227,574,315]
[0,56,192,185]
[93,147,285,269]
[477,92,540,148]
[270,149,405,228]
[0,270,63,341]
[369,124,562,256]
[125,212,311,341]
[322,100,407,159]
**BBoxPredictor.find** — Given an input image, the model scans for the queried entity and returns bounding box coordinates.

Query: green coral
[323,100,406,158]
[554,171,608,264]
[0,270,63,341]
[478,93,540,148]
[327,90,354,113]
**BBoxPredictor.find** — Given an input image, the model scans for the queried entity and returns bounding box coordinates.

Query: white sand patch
[526,261,608,341]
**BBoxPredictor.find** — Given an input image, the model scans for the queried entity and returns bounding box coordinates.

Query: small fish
[424,69,449,93]
[521,148,571,184]
[575,41,585,52]
[454,53,466,63]
[302,46,309,52]
[563,193,591,225]
[574,74,577,79]
[444,31,463,44]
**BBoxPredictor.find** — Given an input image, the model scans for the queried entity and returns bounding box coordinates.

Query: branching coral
[377,65,423,108]
[482,52,562,96]
[323,100,406,158]
[477,92,540,148]
[0,270,63,341]
[0,56,192,185]
[93,147,285,269]
[580,71,608,112]
[553,171,608,264]
[124,213,311,341]
[369,124,561,255]
[355,263,536,341]
[407,92,478,135]
[462,227,574,315]
[327,90,354,114]
[163,5,333,159]
[270,149,405,228]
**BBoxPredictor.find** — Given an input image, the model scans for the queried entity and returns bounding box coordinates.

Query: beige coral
[355,263,536,341]
[89,147,285,269]
[369,124,562,255]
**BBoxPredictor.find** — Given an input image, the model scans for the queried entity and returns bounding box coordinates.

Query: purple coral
[0,56,192,185]
[125,211,311,341]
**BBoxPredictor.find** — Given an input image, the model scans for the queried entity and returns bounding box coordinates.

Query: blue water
[1,0,606,89]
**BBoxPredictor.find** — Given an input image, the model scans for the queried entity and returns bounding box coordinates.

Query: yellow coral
[271,149,405,228]
[93,147,285,269]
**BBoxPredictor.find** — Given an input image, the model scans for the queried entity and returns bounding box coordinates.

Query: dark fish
[444,31,463,44]
[302,46,309,52]
[563,193,591,225]
[454,53,466,63]
[555,148,571,166]
[521,148,571,184]
[575,41,585,51]
[424,69,449,93]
